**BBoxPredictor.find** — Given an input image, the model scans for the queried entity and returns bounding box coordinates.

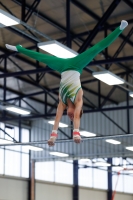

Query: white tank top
[59,70,81,105]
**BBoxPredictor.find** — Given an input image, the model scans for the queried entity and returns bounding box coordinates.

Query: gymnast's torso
[59,70,82,105]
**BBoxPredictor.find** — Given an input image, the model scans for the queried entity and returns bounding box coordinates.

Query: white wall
[0,175,28,200]
[115,192,133,200]
[79,188,107,200]
[36,181,72,200]
[0,176,133,200]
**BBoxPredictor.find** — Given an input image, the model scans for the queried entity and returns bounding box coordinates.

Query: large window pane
[5,150,20,176]
[0,148,4,174]
[21,129,29,153]
[78,160,92,187]
[21,154,29,178]
[112,173,123,192]
[0,123,5,138]
[123,174,133,193]
[35,161,54,182]
[93,167,107,189]
[55,161,73,184]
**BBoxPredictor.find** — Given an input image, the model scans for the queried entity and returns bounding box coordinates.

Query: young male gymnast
[6,20,128,146]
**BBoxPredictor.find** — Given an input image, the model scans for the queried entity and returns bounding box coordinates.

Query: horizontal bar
[88,56,133,66]
[0,132,133,146]
[0,67,52,78]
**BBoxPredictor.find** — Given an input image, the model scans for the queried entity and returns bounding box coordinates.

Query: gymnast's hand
[48,132,58,147]
[5,44,18,51]
[73,132,82,144]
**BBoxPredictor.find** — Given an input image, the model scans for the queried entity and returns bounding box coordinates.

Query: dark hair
[80,109,83,118]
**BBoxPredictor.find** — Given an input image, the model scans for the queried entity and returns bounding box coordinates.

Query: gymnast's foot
[5,44,18,51]
[120,20,128,30]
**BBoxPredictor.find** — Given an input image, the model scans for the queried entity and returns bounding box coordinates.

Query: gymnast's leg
[69,20,128,72]
[5,44,66,73]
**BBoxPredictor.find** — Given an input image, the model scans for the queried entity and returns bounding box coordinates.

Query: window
[0,148,4,174]
[55,161,73,184]
[0,122,29,178]
[93,166,107,189]
[5,150,21,176]
[78,160,93,187]
[35,161,54,182]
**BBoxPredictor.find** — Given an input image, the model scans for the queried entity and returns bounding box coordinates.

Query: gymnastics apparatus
[6,20,128,147]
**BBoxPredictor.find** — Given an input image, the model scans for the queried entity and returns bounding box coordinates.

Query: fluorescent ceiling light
[129,92,133,98]
[5,106,31,115]
[38,40,78,58]
[48,120,68,127]
[24,145,43,151]
[93,71,124,85]
[112,166,124,171]
[106,139,121,145]
[0,138,13,144]
[80,131,96,137]
[80,159,91,162]
[49,151,69,157]
[0,9,20,26]
[94,162,111,167]
[125,146,133,151]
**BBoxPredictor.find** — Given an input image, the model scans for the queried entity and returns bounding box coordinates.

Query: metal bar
[107,26,133,70]
[21,0,26,21]
[105,28,108,69]
[107,158,112,200]
[66,0,71,48]
[73,160,79,200]
[1,56,132,78]
[88,56,133,66]
[1,132,133,146]
[0,86,56,108]
[101,87,117,107]
[0,67,52,78]
[7,26,40,43]
[19,99,21,142]
[126,74,130,134]
[45,93,47,115]
[22,99,39,113]
[98,80,101,108]
[0,67,59,103]
[83,93,128,134]
[1,104,133,121]
[123,0,133,9]
[58,18,133,41]
[0,127,17,142]
[71,0,133,49]
[77,0,122,52]
[25,0,40,22]
[82,85,118,105]
[12,0,67,33]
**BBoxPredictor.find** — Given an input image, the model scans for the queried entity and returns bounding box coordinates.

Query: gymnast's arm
[53,100,66,130]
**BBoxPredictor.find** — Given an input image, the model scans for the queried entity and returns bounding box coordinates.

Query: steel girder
[24,0,41,22]
[71,0,133,50]
[0,56,133,79]
[0,0,132,120]
[77,0,122,53]
[1,104,133,122]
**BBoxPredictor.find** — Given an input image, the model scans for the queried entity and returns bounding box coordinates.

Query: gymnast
[6,20,128,146]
